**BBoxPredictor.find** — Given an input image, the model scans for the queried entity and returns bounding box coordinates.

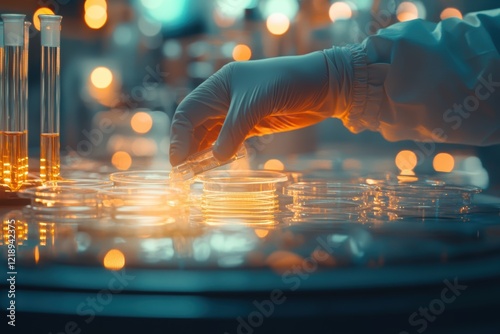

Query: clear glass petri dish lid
[97,186,186,225]
[171,145,247,181]
[18,186,100,221]
[110,170,174,187]
[382,184,482,220]
[197,170,289,192]
[285,182,371,215]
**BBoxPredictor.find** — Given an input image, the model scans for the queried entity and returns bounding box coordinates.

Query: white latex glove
[169,51,349,166]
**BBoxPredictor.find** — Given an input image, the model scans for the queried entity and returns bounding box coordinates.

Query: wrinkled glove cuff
[323,44,371,132]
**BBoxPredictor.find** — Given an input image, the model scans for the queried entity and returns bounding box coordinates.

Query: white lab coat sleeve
[329,9,500,146]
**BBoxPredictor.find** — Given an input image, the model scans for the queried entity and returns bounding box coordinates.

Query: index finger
[169,67,232,166]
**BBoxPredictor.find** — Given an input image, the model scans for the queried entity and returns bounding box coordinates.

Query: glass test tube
[0,22,4,184]
[23,21,30,175]
[39,15,62,182]
[1,14,28,191]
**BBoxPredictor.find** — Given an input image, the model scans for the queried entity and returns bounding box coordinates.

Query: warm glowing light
[440,7,462,20]
[433,153,455,172]
[13,222,28,246]
[111,151,132,171]
[33,7,55,31]
[266,13,290,36]
[329,2,352,22]
[34,246,40,264]
[39,222,47,246]
[103,249,126,270]
[85,5,108,29]
[85,0,107,11]
[254,229,269,238]
[90,67,113,89]
[232,44,252,62]
[130,112,153,134]
[263,159,285,171]
[397,170,418,183]
[397,2,418,22]
[395,150,417,171]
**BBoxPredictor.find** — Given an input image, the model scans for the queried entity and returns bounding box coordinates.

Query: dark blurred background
[1,0,499,192]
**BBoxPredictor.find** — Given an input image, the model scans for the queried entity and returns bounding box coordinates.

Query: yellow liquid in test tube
[40,133,61,182]
[1,131,28,191]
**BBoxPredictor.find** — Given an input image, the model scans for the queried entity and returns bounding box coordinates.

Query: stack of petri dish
[98,186,184,226]
[110,170,172,188]
[106,170,189,226]
[197,170,288,226]
[285,182,371,223]
[380,182,481,221]
[19,185,104,222]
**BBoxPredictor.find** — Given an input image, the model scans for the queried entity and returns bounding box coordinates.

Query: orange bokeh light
[103,249,126,270]
[90,66,113,89]
[395,150,417,171]
[266,13,290,36]
[254,229,269,238]
[85,5,107,29]
[130,112,153,134]
[433,153,455,172]
[232,44,252,62]
[397,2,418,22]
[263,159,285,171]
[33,7,55,31]
[329,2,352,22]
[85,0,107,11]
[440,7,463,20]
[34,245,40,264]
[111,151,132,171]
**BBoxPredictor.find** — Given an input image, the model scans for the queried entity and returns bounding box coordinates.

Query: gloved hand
[169,50,348,166]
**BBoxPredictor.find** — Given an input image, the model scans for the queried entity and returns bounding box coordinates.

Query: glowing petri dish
[98,186,185,226]
[19,186,100,221]
[170,145,247,181]
[197,170,288,191]
[110,170,191,207]
[197,170,287,226]
[110,170,173,187]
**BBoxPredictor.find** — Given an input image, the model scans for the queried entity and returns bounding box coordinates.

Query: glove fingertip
[213,139,238,162]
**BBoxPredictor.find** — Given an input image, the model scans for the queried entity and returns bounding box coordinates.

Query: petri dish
[379,183,481,220]
[19,186,100,221]
[98,186,185,226]
[170,145,247,181]
[285,182,371,223]
[110,170,173,187]
[110,170,191,198]
[197,170,288,226]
